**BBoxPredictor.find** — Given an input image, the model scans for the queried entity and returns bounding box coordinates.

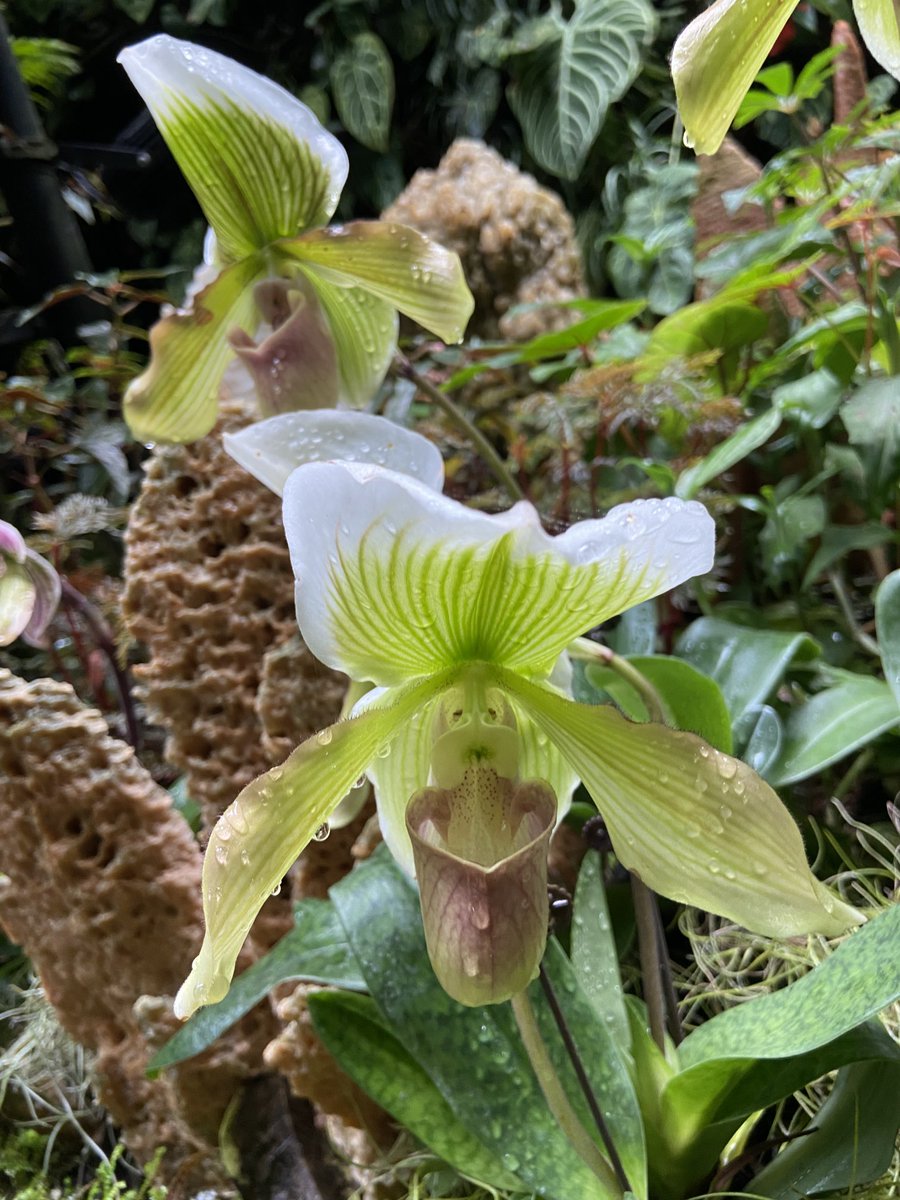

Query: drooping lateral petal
[277,221,474,343]
[283,462,713,685]
[119,35,348,260]
[496,669,865,939]
[671,0,798,156]
[0,560,36,646]
[174,672,453,1020]
[20,550,61,648]
[0,522,27,561]
[854,0,900,79]
[224,409,445,497]
[293,268,398,407]
[124,255,264,443]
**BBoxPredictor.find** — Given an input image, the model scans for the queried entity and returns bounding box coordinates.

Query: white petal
[283,462,715,686]
[224,410,444,497]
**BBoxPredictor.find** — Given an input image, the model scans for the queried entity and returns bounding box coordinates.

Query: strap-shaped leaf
[279,221,474,344]
[508,0,655,180]
[123,254,264,443]
[876,569,900,709]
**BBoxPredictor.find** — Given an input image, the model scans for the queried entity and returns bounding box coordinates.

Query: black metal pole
[0,15,104,341]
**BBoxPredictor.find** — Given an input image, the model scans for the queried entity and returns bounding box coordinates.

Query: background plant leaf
[330,33,395,152]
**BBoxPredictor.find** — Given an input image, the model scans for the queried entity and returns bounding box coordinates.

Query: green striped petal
[283,462,714,686]
[672,0,799,156]
[854,0,900,78]
[497,669,865,939]
[276,220,474,343]
[0,559,36,646]
[119,35,348,261]
[124,255,264,443]
[174,672,451,1019]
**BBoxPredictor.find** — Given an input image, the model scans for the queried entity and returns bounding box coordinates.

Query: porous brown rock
[257,635,348,765]
[0,670,271,1190]
[384,138,586,340]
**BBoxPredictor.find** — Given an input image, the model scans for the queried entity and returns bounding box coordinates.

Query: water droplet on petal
[215,842,228,866]
[240,849,251,867]
[314,822,331,841]
[316,728,333,746]
[271,882,282,896]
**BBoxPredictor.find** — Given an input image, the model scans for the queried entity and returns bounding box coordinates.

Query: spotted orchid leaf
[496,668,865,939]
[124,254,264,443]
[174,671,454,1019]
[223,409,445,497]
[118,35,348,261]
[276,220,474,344]
[281,462,714,687]
[671,0,799,156]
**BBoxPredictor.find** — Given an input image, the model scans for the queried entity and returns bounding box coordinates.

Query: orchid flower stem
[569,638,668,725]
[631,876,668,1051]
[510,988,625,1198]
[537,964,633,1194]
[829,569,881,658]
[653,900,684,1046]
[392,354,526,504]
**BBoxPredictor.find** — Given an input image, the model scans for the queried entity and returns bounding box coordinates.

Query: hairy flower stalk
[173,412,864,1020]
[118,36,473,441]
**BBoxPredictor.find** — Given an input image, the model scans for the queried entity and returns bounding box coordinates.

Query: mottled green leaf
[330,33,395,153]
[571,853,630,1049]
[768,670,900,785]
[147,899,365,1074]
[308,991,522,1190]
[875,569,900,708]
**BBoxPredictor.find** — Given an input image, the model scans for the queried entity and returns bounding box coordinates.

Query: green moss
[0,1133,167,1200]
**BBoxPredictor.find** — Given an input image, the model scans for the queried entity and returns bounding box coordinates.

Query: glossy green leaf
[672,0,799,155]
[279,219,473,344]
[675,407,781,499]
[147,899,365,1074]
[329,849,621,1200]
[508,0,655,180]
[681,902,900,1067]
[875,569,900,708]
[854,0,900,80]
[486,301,646,366]
[751,1060,900,1196]
[768,670,900,786]
[123,254,264,443]
[585,654,733,753]
[773,368,843,429]
[646,301,768,398]
[740,703,783,776]
[571,853,630,1049]
[677,617,819,733]
[606,599,657,656]
[308,991,523,1190]
[330,33,394,153]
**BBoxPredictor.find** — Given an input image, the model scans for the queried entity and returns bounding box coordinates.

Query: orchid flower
[118,36,473,442]
[174,413,863,1019]
[673,0,900,154]
[0,521,61,647]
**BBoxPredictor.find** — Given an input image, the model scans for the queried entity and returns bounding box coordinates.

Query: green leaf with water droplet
[147,899,365,1074]
[677,617,819,738]
[767,669,900,786]
[330,33,395,153]
[308,990,524,1190]
[671,0,799,155]
[854,0,900,82]
[277,220,474,345]
[572,853,630,1049]
[875,569,900,709]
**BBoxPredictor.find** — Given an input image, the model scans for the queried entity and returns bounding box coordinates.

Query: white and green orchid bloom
[0,521,61,647]
[673,0,900,154]
[118,35,473,443]
[173,412,863,1019]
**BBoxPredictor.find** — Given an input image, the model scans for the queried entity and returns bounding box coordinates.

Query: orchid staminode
[174,413,863,1019]
[0,521,61,648]
[673,0,900,155]
[118,36,473,442]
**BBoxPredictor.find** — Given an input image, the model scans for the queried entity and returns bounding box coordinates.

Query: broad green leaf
[329,850,614,1200]
[854,0,900,80]
[308,991,523,1190]
[279,220,473,344]
[497,668,861,940]
[123,254,264,443]
[773,368,842,429]
[644,300,768,401]
[147,899,364,1074]
[680,902,900,1066]
[802,524,894,590]
[740,704,783,776]
[571,853,630,1049]
[508,0,655,180]
[174,672,451,1018]
[585,654,734,753]
[760,494,827,578]
[486,301,646,366]
[675,408,781,499]
[876,570,900,708]
[842,377,900,446]
[330,33,395,153]
[751,1060,900,1196]
[768,671,900,785]
[672,0,799,155]
[677,617,819,731]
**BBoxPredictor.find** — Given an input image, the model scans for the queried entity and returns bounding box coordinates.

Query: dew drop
[718,757,737,780]
[193,981,207,999]
[316,728,333,746]
[314,822,331,842]
[271,882,282,896]
[376,742,392,758]
[214,842,228,866]
[708,860,721,875]
[719,804,733,820]
[240,848,251,867]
